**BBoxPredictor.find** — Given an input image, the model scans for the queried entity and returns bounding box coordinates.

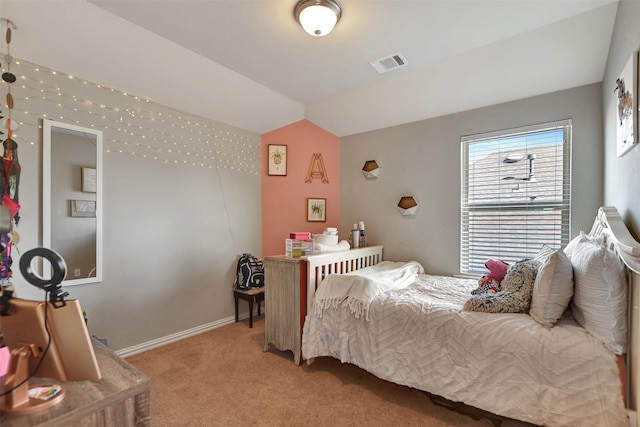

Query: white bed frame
[593,207,640,426]
[303,245,384,314]
[301,208,640,426]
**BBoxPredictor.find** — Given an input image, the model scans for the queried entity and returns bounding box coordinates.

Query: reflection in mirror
[43,119,103,286]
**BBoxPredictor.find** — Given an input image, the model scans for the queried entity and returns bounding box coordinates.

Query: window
[460,120,572,275]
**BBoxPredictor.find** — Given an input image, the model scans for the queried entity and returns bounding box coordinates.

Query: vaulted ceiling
[3,1,619,136]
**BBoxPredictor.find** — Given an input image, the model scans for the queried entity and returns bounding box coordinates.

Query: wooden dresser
[1,338,150,426]
[263,255,306,365]
[263,247,384,365]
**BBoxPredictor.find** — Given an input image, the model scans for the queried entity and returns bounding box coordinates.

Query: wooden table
[234,287,265,328]
[1,338,150,426]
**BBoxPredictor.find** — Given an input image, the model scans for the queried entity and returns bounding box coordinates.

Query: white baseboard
[115,310,262,358]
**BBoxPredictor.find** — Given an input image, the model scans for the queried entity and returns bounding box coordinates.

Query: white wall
[603,0,640,239]
[5,59,262,352]
[0,0,303,135]
[340,84,604,275]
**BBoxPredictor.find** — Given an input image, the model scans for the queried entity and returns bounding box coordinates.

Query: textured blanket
[303,274,627,427]
[313,260,424,320]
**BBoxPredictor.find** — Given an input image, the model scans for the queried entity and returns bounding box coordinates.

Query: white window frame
[460,120,572,275]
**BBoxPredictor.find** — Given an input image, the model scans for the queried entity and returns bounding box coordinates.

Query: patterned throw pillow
[463,259,540,313]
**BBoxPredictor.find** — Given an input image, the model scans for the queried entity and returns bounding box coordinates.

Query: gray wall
[10,59,262,352]
[340,84,603,276]
[603,0,640,239]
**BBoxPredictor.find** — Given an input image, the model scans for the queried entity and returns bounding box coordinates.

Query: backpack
[234,253,265,290]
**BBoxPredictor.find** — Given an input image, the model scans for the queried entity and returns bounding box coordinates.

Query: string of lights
[1,58,262,174]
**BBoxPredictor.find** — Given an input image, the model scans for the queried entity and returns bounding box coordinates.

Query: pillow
[564,230,603,255]
[464,259,539,313]
[529,245,574,329]
[565,233,627,355]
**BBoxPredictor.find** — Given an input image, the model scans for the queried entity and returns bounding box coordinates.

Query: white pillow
[564,230,603,254]
[529,245,574,329]
[565,233,628,354]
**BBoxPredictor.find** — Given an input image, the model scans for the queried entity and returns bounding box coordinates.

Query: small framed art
[268,144,287,176]
[71,199,96,218]
[82,167,97,193]
[615,51,638,158]
[307,198,326,222]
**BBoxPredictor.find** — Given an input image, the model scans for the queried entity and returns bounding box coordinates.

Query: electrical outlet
[74,268,81,277]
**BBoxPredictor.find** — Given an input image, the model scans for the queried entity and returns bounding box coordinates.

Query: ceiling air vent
[370,52,408,74]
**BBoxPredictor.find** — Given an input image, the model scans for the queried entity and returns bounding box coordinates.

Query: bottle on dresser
[359,221,366,248]
[351,223,359,248]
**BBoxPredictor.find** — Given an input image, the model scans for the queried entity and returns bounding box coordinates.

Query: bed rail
[591,206,640,426]
[302,245,383,314]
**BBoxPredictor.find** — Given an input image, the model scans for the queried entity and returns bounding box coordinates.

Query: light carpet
[126,317,535,427]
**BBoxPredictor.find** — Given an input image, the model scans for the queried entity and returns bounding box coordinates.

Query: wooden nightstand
[263,256,305,365]
[1,338,150,426]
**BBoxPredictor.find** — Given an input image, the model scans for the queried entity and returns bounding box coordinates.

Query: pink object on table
[0,345,10,377]
[289,232,311,239]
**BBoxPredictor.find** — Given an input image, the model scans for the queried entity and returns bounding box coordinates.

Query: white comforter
[302,274,627,427]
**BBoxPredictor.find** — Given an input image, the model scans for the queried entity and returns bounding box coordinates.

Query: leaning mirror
[43,119,103,286]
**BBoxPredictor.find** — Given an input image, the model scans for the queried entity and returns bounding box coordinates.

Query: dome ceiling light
[294,0,342,37]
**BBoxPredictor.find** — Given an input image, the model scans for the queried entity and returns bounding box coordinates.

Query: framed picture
[615,51,638,158]
[71,199,96,218]
[307,198,326,222]
[268,144,287,176]
[82,167,97,193]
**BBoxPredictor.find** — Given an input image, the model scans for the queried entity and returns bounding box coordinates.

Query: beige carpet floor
[126,316,536,427]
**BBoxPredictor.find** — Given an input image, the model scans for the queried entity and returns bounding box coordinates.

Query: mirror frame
[43,119,103,286]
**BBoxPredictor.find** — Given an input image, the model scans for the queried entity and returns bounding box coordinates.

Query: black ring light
[19,247,69,305]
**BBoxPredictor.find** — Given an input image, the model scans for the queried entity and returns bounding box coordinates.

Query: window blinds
[460,120,572,274]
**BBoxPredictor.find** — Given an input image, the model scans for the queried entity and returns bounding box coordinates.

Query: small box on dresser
[285,239,314,258]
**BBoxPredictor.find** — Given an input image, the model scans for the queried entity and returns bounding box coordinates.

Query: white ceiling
[2,1,619,137]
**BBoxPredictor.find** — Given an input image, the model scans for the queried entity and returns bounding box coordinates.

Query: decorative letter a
[305,153,329,183]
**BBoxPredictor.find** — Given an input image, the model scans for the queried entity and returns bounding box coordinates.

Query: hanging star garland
[0,17,19,287]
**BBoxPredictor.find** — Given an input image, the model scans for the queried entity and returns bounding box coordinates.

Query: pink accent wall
[262,120,340,257]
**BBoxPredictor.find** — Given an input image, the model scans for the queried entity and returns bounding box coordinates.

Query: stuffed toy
[464,259,539,313]
[471,259,508,295]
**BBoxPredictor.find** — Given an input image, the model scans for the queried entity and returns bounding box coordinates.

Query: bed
[301,207,640,427]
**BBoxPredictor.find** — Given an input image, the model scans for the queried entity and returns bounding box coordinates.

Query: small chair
[233,287,265,328]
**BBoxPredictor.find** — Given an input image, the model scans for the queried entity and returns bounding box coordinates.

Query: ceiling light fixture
[294,0,342,37]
